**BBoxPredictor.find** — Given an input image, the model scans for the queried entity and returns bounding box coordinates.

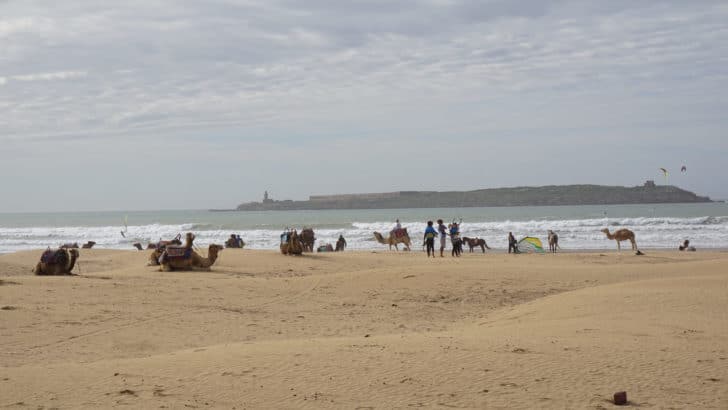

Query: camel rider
[391,219,403,237]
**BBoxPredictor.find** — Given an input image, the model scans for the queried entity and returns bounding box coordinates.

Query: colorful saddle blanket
[41,249,67,264]
[393,228,407,238]
[164,246,192,259]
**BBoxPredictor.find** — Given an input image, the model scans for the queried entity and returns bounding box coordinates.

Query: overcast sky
[2,0,727,212]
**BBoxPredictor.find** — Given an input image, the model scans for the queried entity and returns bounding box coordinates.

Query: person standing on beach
[437,219,448,257]
[424,221,437,258]
[508,232,518,254]
[449,221,462,257]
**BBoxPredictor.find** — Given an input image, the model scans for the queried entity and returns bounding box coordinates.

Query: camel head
[183,232,195,248]
[68,248,80,259]
[66,248,80,272]
[600,228,610,235]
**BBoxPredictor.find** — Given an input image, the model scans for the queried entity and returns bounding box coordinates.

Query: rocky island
[231,181,711,211]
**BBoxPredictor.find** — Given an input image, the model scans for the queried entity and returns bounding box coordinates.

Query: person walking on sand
[437,219,448,257]
[424,221,437,258]
[508,232,518,254]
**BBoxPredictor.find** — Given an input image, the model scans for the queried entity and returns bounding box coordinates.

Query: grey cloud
[0,1,727,210]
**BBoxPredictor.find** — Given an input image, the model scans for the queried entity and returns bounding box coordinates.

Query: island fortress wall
[309,192,403,202]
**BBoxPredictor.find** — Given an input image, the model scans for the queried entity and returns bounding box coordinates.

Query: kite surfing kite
[659,167,669,186]
[516,237,545,254]
[120,215,128,238]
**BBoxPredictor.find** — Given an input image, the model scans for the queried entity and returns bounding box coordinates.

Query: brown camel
[300,228,315,252]
[158,244,223,272]
[373,229,411,251]
[81,241,96,249]
[280,230,304,255]
[601,228,637,251]
[547,230,559,253]
[148,233,195,266]
[462,237,490,253]
[33,248,80,275]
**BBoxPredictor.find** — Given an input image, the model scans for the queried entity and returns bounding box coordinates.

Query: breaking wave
[2,214,728,253]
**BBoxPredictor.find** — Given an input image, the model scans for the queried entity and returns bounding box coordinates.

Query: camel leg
[480,244,485,253]
[617,240,621,251]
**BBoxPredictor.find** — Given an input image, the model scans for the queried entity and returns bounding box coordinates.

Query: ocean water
[1,203,727,254]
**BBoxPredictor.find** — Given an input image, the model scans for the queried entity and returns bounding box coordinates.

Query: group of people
[423,219,463,257]
[226,234,245,248]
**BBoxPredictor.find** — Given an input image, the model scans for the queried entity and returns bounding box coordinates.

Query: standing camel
[280,230,304,255]
[300,228,315,252]
[547,230,559,253]
[600,228,637,251]
[373,229,411,251]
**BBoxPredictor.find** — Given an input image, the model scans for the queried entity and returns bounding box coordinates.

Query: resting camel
[300,228,315,252]
[547,230,559,253]
[462,237,490,253]
[158,244,223,272]
[280,230,304,255]
[81,241,96,249]
[148,233,195,266]
[33,248,80,275]
[373,229,411,251]
[600,228,637,251]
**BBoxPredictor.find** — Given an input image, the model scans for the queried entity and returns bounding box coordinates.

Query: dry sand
[1,247,727,408]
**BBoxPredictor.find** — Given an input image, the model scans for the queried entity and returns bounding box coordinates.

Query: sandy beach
[1,248,727,408]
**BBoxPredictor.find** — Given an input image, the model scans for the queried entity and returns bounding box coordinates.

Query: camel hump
[40,249,67,264]
[164,246,193,259]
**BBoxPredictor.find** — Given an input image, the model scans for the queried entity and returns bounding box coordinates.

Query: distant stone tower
[263,190,272,203]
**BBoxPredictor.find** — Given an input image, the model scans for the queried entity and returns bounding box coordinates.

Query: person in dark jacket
[508,232,518,254]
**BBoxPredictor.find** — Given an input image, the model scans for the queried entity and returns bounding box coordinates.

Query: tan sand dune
[1,249,727,408]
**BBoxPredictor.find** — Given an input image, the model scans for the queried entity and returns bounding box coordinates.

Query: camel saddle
[40,248,68,264]
[393,228,407,238]
[164,246,193,259]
